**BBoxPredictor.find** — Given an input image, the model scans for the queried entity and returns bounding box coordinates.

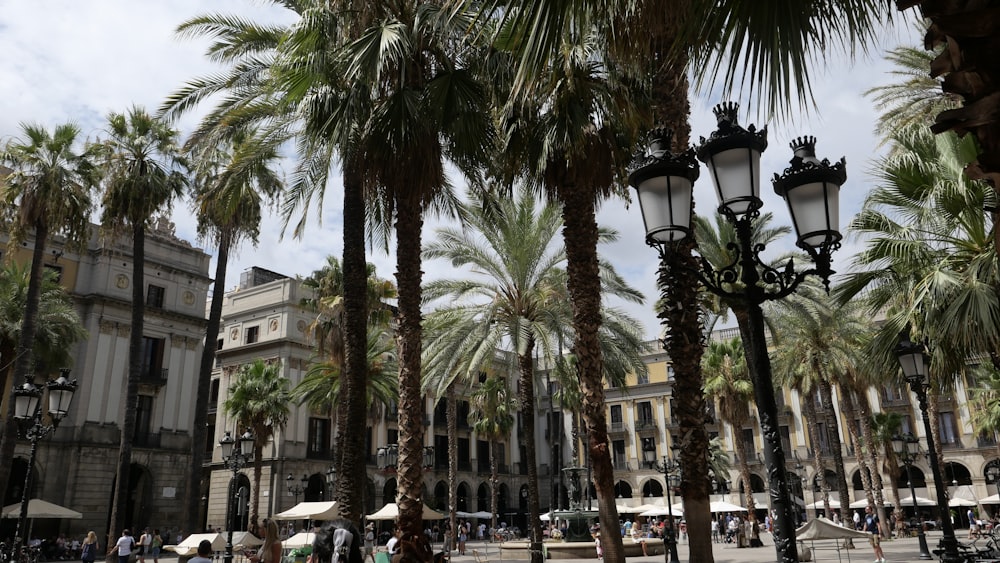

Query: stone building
[1,219,210,542]
[203,267,536,533]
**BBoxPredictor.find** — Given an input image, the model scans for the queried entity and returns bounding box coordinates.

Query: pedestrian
[110,529,134,563]
[457,521,467,556]
[630,523,647,556]
[138,528,151,563]
[150,529,162,563]
[969,508,978,539]
[864,505,885,563]
[189,540,214,563]
[364,524,375,563]
[853,510,861,530]
[81,531,99,563]
[710,519,719,543]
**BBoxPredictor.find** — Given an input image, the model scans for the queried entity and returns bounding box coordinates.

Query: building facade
[2,218,211,541]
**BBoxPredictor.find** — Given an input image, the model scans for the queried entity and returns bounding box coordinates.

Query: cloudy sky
[0,2,923,340]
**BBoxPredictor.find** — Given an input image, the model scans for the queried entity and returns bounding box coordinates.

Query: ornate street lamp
[219,429,254,563]
[287,474,307,504]
[423,446,435,469]
[895,334,962,563]
[629,102,846,563]
[7,369,77,562]
[325,465,336,501]
[892,433,932,559]
[654,453,681,563]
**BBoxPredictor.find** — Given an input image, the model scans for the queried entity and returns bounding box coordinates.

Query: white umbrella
[1,499,83,519]
[982,494,1000,505]
[949,497,977,507]
[165,533,227,556]
[539,512,551,522]
[710,501,747,513]
[848,498,892,509]
[283,532,316,549]
[470,511,494,519]
[272,501,341,521]
[367,503,446,521]
[897,494,936,507]
[805,499,840,510]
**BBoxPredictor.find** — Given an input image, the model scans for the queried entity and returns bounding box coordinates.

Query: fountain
[552,467,599,542]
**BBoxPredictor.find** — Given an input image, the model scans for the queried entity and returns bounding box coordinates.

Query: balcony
[609,421,629,436]
[139,367,168,386]
[978,435,999,448]
[134,432,161,449]
[635,419,658,433]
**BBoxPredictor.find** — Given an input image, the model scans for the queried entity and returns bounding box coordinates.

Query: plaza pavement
[134,532,967,563]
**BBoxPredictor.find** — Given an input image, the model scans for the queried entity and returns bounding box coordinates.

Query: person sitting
[189,540,214,563]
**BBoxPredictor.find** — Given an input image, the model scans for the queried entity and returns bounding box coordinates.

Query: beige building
[204,269,536,532]
[2,218,211,541]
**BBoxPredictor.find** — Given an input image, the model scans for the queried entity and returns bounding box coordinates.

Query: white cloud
[0,2,923,340]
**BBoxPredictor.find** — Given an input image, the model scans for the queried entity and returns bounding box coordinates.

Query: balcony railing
[139,367,168,385]
[134,432,161,449]
[635,419,658,431]
[613,460,632,472]
[609,421,629,434]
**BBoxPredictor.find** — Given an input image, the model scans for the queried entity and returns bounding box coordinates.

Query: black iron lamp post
[892,433,932,559]
[219,430,254,563]
[895,335,962,563]
[628,102,846,563]
[287,473,307,504]
[987,465,1000,505]
[655,453,681,563]
[423,446,435,470]
[8,369,77,562]
[325,465,336,501]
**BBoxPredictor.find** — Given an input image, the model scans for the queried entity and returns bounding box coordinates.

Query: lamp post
[655,453,681,563]
[325,465,336,501]
[219,429,254,563]
[895,334,962,563]
[423,446,435,470]
[287,474,307,504]
[892,433,932,559]
[7,369,77,562]
[987,465,1000,505]
[628,102,846,563]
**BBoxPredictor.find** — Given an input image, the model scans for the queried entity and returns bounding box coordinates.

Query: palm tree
[223,358,291,528]
[421,190,646,556]
[182,131,283,534]
[871,411,904,524]
[701,337,757,517]
[469,3,889,560]
[92,106,188,542]
[0,122,96,499]
[468,374,515,533]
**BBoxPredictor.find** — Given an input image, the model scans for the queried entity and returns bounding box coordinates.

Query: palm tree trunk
[489,441,499,536]
[559,182,623,563]
[927,392,947,499]
[339,165,369,526]
[802,390,825,518]
[394,199,427,546]
[818,378,851,521]
[252,444,262,530]
[851,387,889,536]
[733,432,757,518]
[517,349,543,563]
[0,221,48,509]
[447,383,458,553]
[652,2,713,555]
[109,222,145,546]
[185,229,232,533]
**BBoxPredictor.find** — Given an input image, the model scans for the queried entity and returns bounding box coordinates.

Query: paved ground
[138,532,975,563]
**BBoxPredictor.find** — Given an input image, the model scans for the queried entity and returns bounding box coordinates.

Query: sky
[0,2,924,342]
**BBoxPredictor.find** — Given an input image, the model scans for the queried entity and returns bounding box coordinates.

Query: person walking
[864,505,886,563]
[110,529,135,563]
[81,531,99,563]
[150,529,163,563]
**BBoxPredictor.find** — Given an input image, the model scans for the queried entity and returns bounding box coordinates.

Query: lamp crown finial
[789,136,819,164]
[713,102,740,126]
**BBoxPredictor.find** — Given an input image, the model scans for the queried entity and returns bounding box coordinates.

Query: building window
[146,284,165,308]
[308,418,330,457]
[667,366,675,380]
[742,428,755,457]
[637,401,653,424]
[141,337,165,381]
[815,422,831,454]
[939,411,959,445]
[883,384,906,403]
[209,379,220,407]
[217,338,224,350]
[134,395,154,445]
[245,326,259,344]
[900,415,914,436]
[637,371,649,385]
[610,405,622,424]
[612,440,626,469]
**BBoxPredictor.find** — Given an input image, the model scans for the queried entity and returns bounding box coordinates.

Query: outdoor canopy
[367,503,446,521]
[897,494,936,507]
[283,532,316,549]
[1,499,82,519]
[806,499,840,509]
[272,501,341,521]
[165,532,261,556]
[710,501,747,513]
[847,498,892,509]
[795,517,870,540]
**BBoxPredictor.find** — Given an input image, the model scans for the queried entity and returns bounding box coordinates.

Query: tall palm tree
[182,131,283,534]
[701,337,757,517]
[223,358,291,528]
[0,122,96,499]
[421,190,646,557]
[468,374,515,533]
[468,3,889,560]
[92,107,188,542]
